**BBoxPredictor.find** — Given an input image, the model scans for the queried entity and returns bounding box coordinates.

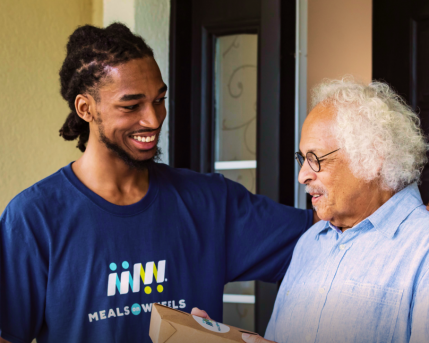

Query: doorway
[373,0,429,203]
[169,0,297,335]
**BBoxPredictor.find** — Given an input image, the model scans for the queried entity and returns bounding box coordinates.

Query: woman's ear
[75,94,94,123]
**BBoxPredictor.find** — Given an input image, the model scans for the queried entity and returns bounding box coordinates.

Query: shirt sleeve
[410,264,429,343]
[223,176,313,284]
[0,208,48,343]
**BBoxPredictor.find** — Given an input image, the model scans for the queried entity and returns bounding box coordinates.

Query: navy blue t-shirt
[0,163,312,343]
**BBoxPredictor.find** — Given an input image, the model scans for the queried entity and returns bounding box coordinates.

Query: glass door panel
[214,33,258,331]
[216,169,256,194]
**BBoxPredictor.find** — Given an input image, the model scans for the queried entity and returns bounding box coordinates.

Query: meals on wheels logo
[107,260,166,296]
[87,259,188,323]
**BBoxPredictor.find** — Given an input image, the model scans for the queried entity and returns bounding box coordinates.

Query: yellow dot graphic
[144,286,152,294]
[157,285,164,293]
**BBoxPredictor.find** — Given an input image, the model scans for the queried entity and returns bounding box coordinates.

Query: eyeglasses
[295,148,341,172]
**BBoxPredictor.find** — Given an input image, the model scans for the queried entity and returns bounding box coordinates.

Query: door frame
[169,0,297,334]
[195,19,260,173]
[372,0,429,204]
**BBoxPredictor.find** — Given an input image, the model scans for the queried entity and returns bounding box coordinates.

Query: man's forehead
[113,59,162,83]
[305,103,336,129]
[300,103,337,152]
[100,58,165,98]
[308,102,336,120]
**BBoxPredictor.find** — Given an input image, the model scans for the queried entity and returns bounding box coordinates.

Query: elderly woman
[246,79,429,343]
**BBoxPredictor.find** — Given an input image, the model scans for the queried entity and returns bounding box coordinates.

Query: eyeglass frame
[295,148,341,172]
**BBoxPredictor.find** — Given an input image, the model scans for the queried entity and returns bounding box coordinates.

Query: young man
[0,24,313,343]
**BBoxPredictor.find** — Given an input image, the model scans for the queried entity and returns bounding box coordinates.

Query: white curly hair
[311,77,428,191]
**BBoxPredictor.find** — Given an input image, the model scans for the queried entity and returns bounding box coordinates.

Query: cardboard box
[149,303,258,343]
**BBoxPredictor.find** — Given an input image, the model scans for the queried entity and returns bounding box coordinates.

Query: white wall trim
[223,294,256,304]
[215,161,257,171]
[294,0,308,209]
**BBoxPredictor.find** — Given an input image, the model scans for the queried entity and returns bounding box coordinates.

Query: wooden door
[373,0,429,203]
[169,0,296,335]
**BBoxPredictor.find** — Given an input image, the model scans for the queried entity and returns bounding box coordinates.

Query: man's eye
[123,105,138,110]
[154,97,167,104]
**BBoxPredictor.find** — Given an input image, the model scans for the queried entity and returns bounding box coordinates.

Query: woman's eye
[154,97,167,104]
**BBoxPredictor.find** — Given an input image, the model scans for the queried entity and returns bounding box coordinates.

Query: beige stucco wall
[307,0,372,107]
[0,0,94,211]
[104,0,135,30]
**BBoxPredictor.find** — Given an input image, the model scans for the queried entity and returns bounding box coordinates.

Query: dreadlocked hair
[59,23,154,152]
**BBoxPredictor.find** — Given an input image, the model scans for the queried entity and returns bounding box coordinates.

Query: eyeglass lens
[295,153,304,167]
[306,152,320,172]
[295,152,321,172]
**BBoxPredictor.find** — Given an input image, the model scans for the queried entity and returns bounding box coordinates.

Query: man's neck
[337,188,394,232]
[72,145,150,206]
[324,181,395,232]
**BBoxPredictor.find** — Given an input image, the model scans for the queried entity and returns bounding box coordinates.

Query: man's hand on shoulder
[427,202,429,211]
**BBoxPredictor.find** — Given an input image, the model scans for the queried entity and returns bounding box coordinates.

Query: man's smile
[131,134,157,143]
[311,193,324,205]
[306,185,328,206]
[129,133,158,150]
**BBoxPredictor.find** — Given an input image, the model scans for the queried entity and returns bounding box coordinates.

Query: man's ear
[75,94,95,123]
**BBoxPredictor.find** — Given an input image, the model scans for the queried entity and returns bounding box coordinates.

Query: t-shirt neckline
[62,162,159,216]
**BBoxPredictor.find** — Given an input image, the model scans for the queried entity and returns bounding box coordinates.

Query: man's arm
[0,211,47,342]
[223,176,313,284]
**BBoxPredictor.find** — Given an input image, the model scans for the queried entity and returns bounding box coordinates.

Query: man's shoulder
[293,220,326,249]
[153,163,229,190]
[303,220,326,237]
[409,204,429,221]
[2,166,71,222]
[398,204,429,240]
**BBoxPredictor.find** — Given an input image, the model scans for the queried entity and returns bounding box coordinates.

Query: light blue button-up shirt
[265,183,429,343]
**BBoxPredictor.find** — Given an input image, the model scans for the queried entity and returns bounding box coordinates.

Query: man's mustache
[129,125,162,135]
[305,184,328,196]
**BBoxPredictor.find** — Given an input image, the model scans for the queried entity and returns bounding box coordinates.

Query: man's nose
[139,104,162,129]
[298,160,317,185]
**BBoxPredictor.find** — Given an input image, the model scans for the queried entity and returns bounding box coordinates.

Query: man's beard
[96,117,162,170]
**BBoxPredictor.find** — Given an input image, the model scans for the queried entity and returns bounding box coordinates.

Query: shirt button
[339,244,346,250]
[305,334,311,342]
[319,287,325,294]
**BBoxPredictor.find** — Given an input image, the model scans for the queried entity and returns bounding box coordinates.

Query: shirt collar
[367,183,423,239]
[328,222,343,234]
[315,221,339,238]
[315,183,423,240]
